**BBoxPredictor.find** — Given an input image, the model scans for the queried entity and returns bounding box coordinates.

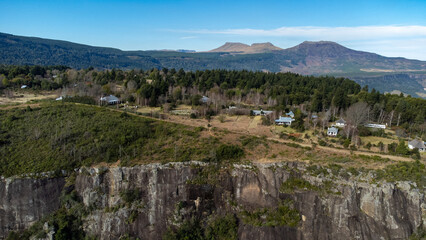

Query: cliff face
[0,177,65,238]
[1,162,424,239]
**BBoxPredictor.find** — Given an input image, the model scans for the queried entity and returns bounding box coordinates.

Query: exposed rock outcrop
[0,177,65,238]
[0,162,424,239]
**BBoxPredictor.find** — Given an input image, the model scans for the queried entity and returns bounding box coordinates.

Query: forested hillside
[1,32,426,97]
[1,65,424,134]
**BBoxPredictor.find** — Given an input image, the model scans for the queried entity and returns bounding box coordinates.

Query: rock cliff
[0,162,424,239]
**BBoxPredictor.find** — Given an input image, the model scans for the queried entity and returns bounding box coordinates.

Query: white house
[100,95,120,105]
[275,116,294,125]
[201,96,210,103]
[364,123,386,129]
[252,109,273,116]
[327,127,339,137]
[335,118,346,127]
[408,139,425,152]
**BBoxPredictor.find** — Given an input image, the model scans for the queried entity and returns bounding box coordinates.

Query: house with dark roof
[100,95,120,105]
[252,109,273,116]
[335,118,346,127]
[408,139,425,152]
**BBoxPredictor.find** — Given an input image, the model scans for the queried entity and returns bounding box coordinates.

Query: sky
[1,0,426,60]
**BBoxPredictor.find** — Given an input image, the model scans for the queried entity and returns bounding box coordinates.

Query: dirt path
[265,137,413,162]
[94,106,420,163]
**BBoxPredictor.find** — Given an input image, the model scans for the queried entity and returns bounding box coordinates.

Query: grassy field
[361,136,398,145]
[0,90,58,105]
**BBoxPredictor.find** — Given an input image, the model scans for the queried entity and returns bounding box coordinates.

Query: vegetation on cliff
[0,103,218,177]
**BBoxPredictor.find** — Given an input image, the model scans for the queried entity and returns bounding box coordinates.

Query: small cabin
[275,116,294,125]
[327,127,338,136]
[201,96,210,103]
[285,111,295,118]
[100,95,120,105]
[335,118,346,127]
[364,123,386,129]
[252,109,273,116]
[408,139,425,152]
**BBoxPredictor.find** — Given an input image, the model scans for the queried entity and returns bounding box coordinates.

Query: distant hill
[1,32,426,98]
[209,42,282,53]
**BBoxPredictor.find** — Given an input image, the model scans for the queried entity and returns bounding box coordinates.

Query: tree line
[0,65,424,137]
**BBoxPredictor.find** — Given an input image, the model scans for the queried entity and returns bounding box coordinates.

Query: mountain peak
[287,40,353,56]
[209,42,282,53]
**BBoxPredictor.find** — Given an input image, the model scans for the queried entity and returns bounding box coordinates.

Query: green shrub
[365,142,372,150]
[205,214,238,240]
[163,214,238,240]
[240,200,300,227]
[374,160,425,188]
[62,96,96,105]
[280,176,318,193]
[343,139,351,148]
[120,189,140,204]
[318,139,327,146]
[215,144,244,162]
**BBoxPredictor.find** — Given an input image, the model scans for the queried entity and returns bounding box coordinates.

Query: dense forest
[0,65,425,137]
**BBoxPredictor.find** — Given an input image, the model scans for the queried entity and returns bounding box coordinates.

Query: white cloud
[179,36,198,40]
[184,25,426,41]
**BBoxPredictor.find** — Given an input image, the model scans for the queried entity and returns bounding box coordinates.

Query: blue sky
[1,0,426,59]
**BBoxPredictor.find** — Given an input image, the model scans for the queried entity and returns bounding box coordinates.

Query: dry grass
[361,136,397,145]
[0,91,58,105]
[135,106,162,114]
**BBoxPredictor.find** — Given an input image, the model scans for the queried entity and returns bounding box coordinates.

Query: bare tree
[345,102,369,143]
[388,110,394,127]
[343,125,352,139]
[4,89,14,98]
[312,117,319,129]
[321,109,331,130]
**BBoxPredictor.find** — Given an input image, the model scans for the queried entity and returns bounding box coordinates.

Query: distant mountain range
[209,42,283,53]
[1,32,425,98]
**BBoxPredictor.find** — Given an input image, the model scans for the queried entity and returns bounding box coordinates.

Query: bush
[240,200,300,227]
[261,116,271,126]
[215,144,244,162]
[218,115,226,123]
[62,96,96,105]
[120,189,140,204]
[164,214,238,240]
[343,139,351,148]
[374,160,425,188]
[365,142,372,150]
[318,139,327,146]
